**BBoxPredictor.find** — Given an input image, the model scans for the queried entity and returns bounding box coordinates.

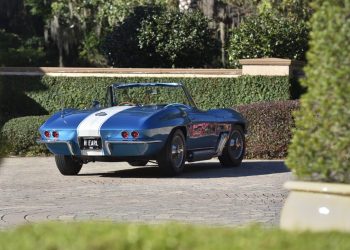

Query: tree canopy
[0,0,312,67]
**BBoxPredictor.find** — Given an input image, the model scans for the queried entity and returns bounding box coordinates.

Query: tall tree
[24,0,175,66]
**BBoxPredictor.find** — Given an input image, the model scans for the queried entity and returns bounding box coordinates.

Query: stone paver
[0,157,292,229]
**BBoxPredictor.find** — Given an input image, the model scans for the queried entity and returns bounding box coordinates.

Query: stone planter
[280,181,350,232]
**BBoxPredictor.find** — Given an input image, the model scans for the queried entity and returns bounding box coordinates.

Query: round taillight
[131,131,139,139]
[52,131,59,138]
[121,131,129,139]
[44,131,50,138]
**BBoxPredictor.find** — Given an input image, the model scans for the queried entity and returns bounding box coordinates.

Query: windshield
[112,84,194,107]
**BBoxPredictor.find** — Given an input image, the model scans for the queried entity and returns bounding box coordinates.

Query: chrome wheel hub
[171,136,184,169]
[229,131,244,160]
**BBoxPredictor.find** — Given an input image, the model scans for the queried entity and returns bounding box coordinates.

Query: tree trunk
[219,21,226,67]
[52,16,64,67]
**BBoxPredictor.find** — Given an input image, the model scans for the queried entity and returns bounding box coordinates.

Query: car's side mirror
[92,100,101,108]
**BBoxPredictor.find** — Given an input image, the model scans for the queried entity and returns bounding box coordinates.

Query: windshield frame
[110,82,197,108]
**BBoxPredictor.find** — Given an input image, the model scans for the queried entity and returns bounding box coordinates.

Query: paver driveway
[0,157,292,229]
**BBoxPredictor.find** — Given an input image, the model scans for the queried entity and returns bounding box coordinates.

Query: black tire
[54,155,83,176]
[157,129,186,176]
[219,125,245,167]
[128,160,149,166]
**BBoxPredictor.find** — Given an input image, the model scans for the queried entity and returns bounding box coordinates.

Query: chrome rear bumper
[104,140,162,155]
[36,139,75,155]
[37,139,162,156]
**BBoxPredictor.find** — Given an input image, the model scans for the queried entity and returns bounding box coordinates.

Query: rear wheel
[219,125,245,167]
[55,155,83,175]
[157,129,186,176]
[128,160,149,166]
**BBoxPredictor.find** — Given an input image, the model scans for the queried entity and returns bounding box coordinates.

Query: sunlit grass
[0,222,349,250]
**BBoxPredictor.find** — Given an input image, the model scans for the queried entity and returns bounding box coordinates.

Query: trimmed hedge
[0,116,49,156]
[1,222,350,250]
[0,75,291,120]
[235,100,299,159]
[1,100,299,158]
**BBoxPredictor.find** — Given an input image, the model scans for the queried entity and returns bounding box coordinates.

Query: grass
[0,222,350,250]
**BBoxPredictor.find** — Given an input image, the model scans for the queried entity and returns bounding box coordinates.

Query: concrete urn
[280,181,350,232]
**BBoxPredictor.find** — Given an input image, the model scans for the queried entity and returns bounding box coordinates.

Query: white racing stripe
[77,106,132,137]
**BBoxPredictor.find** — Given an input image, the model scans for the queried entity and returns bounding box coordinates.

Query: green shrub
[236,100,299,159]
[227,13,309,67]
[138,10,219,67]
[0,77,6,159]
[1,222,350,250]
[0,75,291,119]
[0,29,46,67]
[103,7,219,68]
[0,116,49,156]
[286,1,350,183]
[102,5,163,67]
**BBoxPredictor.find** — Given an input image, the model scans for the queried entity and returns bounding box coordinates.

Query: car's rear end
[38,106,172,159]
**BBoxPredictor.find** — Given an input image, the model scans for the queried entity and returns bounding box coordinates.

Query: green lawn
[0,222,349,250]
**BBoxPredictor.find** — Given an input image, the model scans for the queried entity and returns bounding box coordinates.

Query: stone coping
[284,181,350,196]
[239,58,305,67]
[0,67,242,77]
[0,58,305,77]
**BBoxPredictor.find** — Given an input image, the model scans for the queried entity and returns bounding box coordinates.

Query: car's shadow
[79,160,290,179]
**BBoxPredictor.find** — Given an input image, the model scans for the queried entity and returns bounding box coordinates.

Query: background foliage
[0,116,49,156]
[0,75,292,120]
[0,0,312,67]
[102,5,163,67]
[227,13,309,67]
[0,29,46,67]
[1,0,175,66]
[103,7,218,68]
[286,0,350,183]
[236,100,299,159]
[138,10,219,67]
[257,0,313,21]
[0,74,297,157]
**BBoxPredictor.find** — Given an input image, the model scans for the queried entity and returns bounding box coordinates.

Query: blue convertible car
[38,82,246,176]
